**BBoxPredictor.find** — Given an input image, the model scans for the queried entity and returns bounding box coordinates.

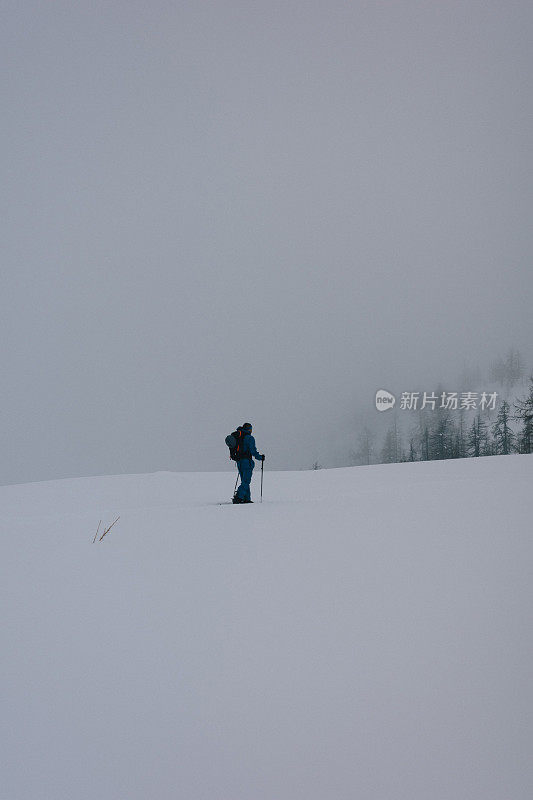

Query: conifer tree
[468,414,488,457]
[492,400,514,455]
[351,426,375,465]
[514,377,533,454]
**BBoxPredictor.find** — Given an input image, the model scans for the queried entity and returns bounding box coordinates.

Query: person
[233,423,265,504]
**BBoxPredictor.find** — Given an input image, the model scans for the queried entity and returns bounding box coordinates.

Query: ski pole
[260,458,264,502]
[234,465,239,495]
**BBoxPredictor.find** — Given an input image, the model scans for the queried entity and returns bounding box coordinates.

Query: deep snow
[2,455,532,800]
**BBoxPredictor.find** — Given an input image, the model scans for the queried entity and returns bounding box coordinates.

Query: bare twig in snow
[92,520,102,544]
[99,516,120,542]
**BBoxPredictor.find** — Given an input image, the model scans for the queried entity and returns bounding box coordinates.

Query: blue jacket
[241,433,262,461]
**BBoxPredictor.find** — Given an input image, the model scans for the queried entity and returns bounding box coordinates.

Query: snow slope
[2,456,532,800]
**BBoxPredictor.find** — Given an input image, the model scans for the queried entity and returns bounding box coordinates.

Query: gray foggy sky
[2,0,532,484]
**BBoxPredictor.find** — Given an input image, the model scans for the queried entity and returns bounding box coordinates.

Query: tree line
[351,349,533,466]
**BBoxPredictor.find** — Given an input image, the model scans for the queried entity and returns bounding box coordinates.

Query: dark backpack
[225,428,245,461]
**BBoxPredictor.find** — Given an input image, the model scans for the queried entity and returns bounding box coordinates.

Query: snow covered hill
[2,456,532,800]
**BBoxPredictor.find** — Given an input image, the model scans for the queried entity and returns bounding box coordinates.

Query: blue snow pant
[236,458,254,501]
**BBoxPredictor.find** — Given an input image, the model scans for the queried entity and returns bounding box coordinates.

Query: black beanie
[243,422,252,430]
